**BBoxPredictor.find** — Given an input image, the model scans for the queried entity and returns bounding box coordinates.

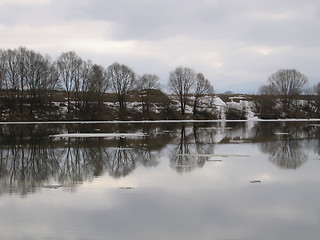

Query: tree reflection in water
[257,123,311,169]
[107,137,137,178]
[260,138,307,169]
[0,141,63,195]
[1,121,320,196]
[0,125,160,196]
[170,124,215,173]
[170,125,194,173]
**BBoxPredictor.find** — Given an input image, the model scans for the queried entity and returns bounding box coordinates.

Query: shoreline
[1,118,320,125]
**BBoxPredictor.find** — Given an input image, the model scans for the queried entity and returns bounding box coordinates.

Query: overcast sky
[1,0,319,93]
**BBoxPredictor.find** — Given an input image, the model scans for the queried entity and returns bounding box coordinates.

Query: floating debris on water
[119,187,135,190]
[163,130,173,133]
[274,132,290,135]
[229,139,250,144]
[207,159,223,162]
[42,184,63,189]
[50,133,147,138]
[109,147,134,150]
[249,180,261,183]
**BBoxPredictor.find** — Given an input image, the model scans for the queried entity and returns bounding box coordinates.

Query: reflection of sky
[1,143,320,240]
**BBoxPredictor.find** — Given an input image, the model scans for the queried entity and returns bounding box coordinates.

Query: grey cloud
[70,0,320,46]
[1,0,320,45]
[1,0,320,92]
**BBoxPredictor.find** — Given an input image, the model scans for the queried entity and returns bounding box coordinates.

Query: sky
[0,0,320,93]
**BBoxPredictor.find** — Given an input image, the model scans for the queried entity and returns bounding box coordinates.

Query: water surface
[0,121,320,240]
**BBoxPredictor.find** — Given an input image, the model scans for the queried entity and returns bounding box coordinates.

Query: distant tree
[46,61,60,115]
[0,50,5,90]
[90,64,109,103]
[258,84,274,95]
[23,49,54,113]
[82,64,109,114]
[15,47,29,113]
[257,84,280,118]
[107,62,136,111]
[0,49,20,115]
[314,82,320,96]
[137,73,160,114]
[56,51,83,115]
[169,66,196,115]
[314,82,320,116]
[223,91,234,95]
[264,69,308,116]
[193,73,214,115]
[0,47,59,117]
[0,50,6,115]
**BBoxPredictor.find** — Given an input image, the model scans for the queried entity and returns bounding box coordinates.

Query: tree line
[0,47,215,120]
[0,46,319,120]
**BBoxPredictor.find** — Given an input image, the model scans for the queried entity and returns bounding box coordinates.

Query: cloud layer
[1,0,319,92]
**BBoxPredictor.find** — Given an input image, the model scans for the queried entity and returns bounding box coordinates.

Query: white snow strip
[177,153,250,158]
[309,124,320,127]
[108,147,135,150]
[229,139,250,143]
[49,133,147,138]
[198,127,233,130]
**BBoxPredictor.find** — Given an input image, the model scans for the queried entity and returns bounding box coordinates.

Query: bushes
[225,107,247,120]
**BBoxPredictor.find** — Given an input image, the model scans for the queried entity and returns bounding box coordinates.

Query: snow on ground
[213,97,226,107]
[2,94,320,124]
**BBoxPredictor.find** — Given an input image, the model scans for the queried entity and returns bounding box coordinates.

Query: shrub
[225,107,247,120]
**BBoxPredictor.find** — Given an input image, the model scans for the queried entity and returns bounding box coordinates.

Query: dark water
[0,121,320,240]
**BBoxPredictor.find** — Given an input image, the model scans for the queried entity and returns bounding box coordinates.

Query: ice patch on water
[177,153,250,158]
[50,133,147,138]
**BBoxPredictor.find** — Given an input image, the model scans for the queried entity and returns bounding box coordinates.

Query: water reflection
[0,121,319,195]
[254,122,319,169]
[170,125,196,173]
[0,140,62,195]
[169,124,217,173]
[0,124,165,195]
[107,137,159,178]
[259,138,308,169]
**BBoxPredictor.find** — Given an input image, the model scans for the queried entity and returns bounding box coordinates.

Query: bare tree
[24,50,47,113]
[0,47,60,117]
[266,69,308,115]
[314,82,320,96]
[0,49,20,115]
[193,73,214,115]
[82,64,109,114]
[90,64,109,102]
[15,47,30,113]
[107,62,136,110]
[0,49,5,91]
[169,66,196,115]
[258,84,274,95]
[0,50,5,116]
[313,82,320,116]
[137,73,160,114]
[56,51,83,115]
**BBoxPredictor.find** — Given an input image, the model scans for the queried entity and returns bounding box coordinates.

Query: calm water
[0,121,320,240]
